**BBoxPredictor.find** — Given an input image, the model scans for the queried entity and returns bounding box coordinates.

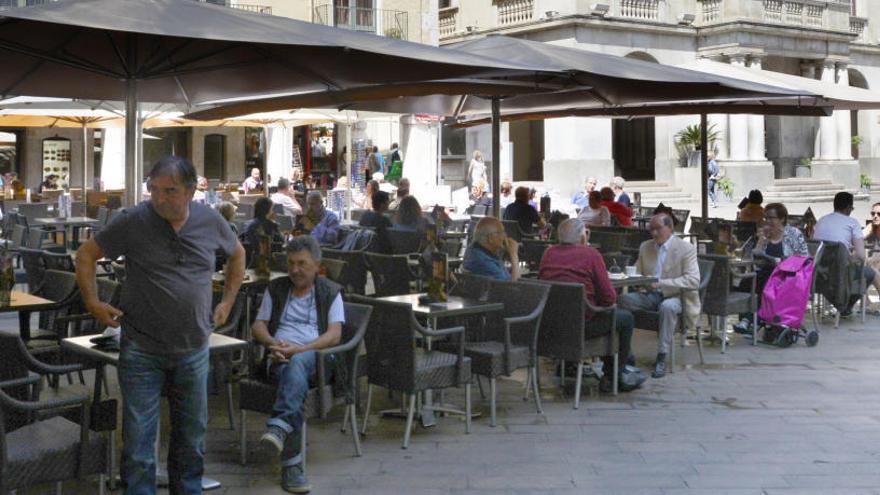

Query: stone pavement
[36,304,880,495]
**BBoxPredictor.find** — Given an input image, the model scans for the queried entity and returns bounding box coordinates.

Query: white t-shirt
[256,289,345,346]
[814,212,862,251]
[577,205,610,227]
[270,192,303,217]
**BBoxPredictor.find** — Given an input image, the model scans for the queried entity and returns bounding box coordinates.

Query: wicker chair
[632,259,714,369]
[521,239,552,271]
[699,254,758,353]
[238,302,372,464]
[808,239,865,327]
[529,279,619,409]
[387,228,424,255]
[458,280,550,426]
[23,270,82,358]
[364,252,417,297]
[352,296,471,448]
[320,258,347,285]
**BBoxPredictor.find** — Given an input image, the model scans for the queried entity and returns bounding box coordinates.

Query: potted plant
[675,124,720,168]
[861,173,872,194]
[795,158,812,178]
[853,135,863,159]
[717,176,734,202]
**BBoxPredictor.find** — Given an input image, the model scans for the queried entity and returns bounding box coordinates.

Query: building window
[204,134,227,180]
[439,0,452,8]
[0,130,22,177]
[441,125,466,158]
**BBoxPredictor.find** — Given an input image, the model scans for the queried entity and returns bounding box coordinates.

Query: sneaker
[260,425,286,455]
[618,365,647,392]
[733,320,752,335]
[282,463,311,494]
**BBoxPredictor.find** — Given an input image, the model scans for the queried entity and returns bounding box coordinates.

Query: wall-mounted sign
[42,137,71,189]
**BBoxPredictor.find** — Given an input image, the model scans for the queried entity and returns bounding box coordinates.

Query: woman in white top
[468,150,488,191]
[576,190,611,227]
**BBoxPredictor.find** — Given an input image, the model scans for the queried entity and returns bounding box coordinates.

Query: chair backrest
[18,248,45,292]
[521,239,552,269]
[809,239,854,310]
[698,254,733,316]
[471,205,488,216]
[487,279,551,350]
[10,224,25,250]
[450,272,493,301]
[697,258,715,301]
[441,237,463,258]
[236,203,254,219]
[602,253,632,271]
[350,296,417,393]
[350,208,367,222]
[111,261,126,283]
[321,258,347,284]
[806,241,825,296]
[41,251,74,272]
[26,228,45,250]
[530,280,586,362]
[733,221,758,244]
[271,203,285,216]
[335,302,372,402]
[75,278,122,336]
[36,270,80,336]
[501,220,522,242]
[671,209,690,233]
[386,228,424,255]
[95,206,109,226]
[276,215,295,232]
[589,230,626,254]
[17,203,49,220]
[364,252,413,297]
[323,248,368,295]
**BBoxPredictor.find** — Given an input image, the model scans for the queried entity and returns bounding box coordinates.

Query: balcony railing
[850,16,868,42]
[313,4,409,41]
[615,0,660,22]
[230,3,271,15]
[439,8,459,37]
[497,0,534,26]
[763,0,825,28]
[700,0,722,24]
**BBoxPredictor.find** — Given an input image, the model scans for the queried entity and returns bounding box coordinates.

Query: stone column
[747,55,766,161]
[818,59,838,160]
[836,62,853,161]
[706,55,729,160]
[727,54,749,160]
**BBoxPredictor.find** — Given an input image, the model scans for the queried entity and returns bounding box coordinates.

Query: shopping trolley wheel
[776,328,792,348]
[806,330,819,347]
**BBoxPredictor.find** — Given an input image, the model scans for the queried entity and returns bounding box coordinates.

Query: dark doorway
[612,118,655,180]
[509,120,544,181]
[204,134,227,180]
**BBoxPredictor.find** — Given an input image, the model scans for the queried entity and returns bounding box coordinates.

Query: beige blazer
[636,235,701,329]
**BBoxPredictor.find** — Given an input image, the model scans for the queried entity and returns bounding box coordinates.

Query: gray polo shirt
[96,201,238,356]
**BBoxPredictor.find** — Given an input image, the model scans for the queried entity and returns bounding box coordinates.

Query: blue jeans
[267,350,317,467]
[708,179,718,203]
[119,339,210,495]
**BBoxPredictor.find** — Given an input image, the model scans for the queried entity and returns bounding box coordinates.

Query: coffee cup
[625,265,638,276]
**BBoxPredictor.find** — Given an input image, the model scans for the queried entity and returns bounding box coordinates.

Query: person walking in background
[468,150,488,191]
[390,142,401,163]
[707,151,720,208]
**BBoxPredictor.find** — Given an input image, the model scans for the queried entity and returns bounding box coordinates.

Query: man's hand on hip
[87,301,123,328]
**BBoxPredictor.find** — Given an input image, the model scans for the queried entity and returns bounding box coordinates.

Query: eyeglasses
[872,212,880,217]
[764,215,779,220]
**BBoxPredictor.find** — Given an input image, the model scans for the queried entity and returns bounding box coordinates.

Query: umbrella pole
[82,124,88,206]
[125,78,140,207]
[700,113,709,220]
[264,125,271,197]
[491,97,501,218]
[346,123,353,222]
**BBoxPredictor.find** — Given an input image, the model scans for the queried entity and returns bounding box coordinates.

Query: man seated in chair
[618,213,700,378]
[252,236,345,494]
[538,218,645,392]
[462,216,520,281]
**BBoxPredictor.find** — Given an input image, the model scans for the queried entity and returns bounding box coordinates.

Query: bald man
[462,217,520,281]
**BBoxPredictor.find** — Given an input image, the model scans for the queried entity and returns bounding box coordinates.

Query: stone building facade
[439,0,879,201]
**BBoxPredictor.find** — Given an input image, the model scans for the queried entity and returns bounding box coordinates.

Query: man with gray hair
[618,213,700,378]
[462,216,520,281]
[296,190,340,245]
[271,177,304,217]
[611,176,632,208]
[539,219,644,393]
[252,236,345,493]
[76,156,246,494]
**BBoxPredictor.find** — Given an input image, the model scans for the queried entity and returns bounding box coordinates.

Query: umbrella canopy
[0,0,564,204]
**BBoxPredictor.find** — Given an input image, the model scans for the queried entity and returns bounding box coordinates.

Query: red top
[601,200,633,227]
[538,244,616,320]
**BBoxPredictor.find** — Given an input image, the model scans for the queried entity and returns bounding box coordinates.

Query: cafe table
[0,290,56,341]
[62,333,248,491]
[609,273,658,292]
[33,216,100,249]
[373,293,504,427]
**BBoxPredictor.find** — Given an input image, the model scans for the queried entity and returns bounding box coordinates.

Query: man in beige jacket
[619,213,700,378]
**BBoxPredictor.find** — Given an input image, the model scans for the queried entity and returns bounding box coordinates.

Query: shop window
[441,125,466,158]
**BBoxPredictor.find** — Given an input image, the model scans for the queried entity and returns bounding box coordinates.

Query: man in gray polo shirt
[76,156,245,495]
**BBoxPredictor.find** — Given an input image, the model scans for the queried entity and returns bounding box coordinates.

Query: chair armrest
[0,388,88,413]
[0,372,41,389]
[416,324,465,339]
[585,301,616,314]
[13,336,84,375]
[316,338,360,357]
[54,313,97,327]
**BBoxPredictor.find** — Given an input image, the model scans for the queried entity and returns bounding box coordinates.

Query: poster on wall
[244,127,265,178]
[42,137,71,189]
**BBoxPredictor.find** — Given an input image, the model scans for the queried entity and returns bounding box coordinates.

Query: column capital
[836,61,849,71]
[728,53,747,65]
[819,59,836,70]
[748,55,763,69]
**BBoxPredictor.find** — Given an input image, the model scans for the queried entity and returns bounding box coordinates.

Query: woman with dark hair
[358,179,379,210]
[863,202,880,274]
[240,197,282,250]
[394,195,426,232]
[737,189,764,223]
[734,202,808,334]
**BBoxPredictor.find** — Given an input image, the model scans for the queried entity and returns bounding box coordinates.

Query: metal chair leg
[476,374,486,399]
[301,421,307,474]
[612,353,619,396]
[531,366,543,414]
[342,404,349,433]
[752,311,758,346]
[522,368,531,401]
[226,382,235,431]
[402,394,417,449]
[574,361,583,410]
[98,474,106,495]
[55,481,63,494]
[721,316,728,354]
[348,404,362,457]
[489,377,497,427]
[465,383,472,434]
[240,410,247,465]
[696,324,705,366]
[361,384,373,436]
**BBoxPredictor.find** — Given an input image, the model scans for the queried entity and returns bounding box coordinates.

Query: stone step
[772,178,836,186]
[627,181,671,188]
[765,184,846,193]
[763,191,870,203]
[629,186,685,193]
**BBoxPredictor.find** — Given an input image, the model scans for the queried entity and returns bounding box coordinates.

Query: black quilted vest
[266,275,342,339]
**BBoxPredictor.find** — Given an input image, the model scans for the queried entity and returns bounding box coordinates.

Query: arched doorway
[612,52,657,180]
[849,68,869,160]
